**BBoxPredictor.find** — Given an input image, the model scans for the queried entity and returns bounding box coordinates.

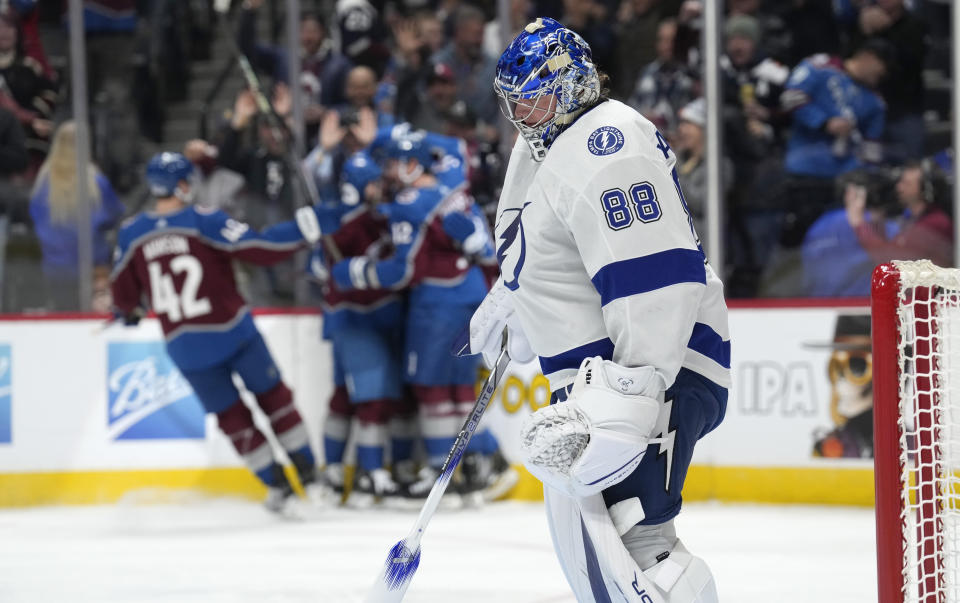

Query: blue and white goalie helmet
[146,152,194,199]
[494,17,600,161]
[340,151,382,206]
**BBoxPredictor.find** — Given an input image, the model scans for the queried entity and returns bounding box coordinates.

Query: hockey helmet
[340,151,382,206]
[146,152,194,199]
[494,17,600,161]
[383,129,435,185]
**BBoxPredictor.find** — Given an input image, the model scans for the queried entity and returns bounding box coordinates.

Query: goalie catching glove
[520,356,665,498]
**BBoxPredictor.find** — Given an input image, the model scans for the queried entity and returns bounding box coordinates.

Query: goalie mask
[494,17,600,161]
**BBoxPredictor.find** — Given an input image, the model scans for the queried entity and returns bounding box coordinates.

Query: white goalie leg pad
[520,356,664,498]
[642,540,718,603]
[623,522,719,603]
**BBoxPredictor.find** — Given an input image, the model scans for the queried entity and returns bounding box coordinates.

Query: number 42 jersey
[495,99,731,393]
[110,205,315,371]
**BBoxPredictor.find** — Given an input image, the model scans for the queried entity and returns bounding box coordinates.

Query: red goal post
[873,260,960,603]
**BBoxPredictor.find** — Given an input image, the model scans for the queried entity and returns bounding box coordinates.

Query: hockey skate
[459,453,489,508]
[263,466,306,520]
[306,463,346,508]
[392,466,463,511]
[392,459,419,488]
[347,468,404,509]
[482,450,520,502]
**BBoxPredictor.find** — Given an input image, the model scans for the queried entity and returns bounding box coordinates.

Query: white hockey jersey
[495,99,731,393]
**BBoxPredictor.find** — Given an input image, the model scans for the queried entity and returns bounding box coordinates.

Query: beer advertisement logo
[0,345,10,444]
[107,342,205,440]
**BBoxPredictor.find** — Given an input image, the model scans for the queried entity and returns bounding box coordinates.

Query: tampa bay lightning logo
[497,203,531,291]
[587,126,625,156]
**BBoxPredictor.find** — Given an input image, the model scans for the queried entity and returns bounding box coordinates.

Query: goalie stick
[213,2,343,262]
[365,342,511,603]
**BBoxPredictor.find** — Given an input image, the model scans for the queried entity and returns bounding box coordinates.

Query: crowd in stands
[0,0,956,312]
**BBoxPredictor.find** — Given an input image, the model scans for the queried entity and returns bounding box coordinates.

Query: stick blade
[364,539,421,603]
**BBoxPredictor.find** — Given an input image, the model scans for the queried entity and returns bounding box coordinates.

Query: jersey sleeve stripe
[590,248,707,307]
[538,337,615,379]
[686,322,731,369]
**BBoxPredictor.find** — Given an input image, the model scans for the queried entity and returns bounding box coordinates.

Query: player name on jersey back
[142,235,190,261]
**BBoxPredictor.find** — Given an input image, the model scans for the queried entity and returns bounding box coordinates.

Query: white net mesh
[895,260,960,602]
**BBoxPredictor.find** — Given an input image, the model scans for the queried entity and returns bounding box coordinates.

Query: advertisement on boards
[107,341,206,440]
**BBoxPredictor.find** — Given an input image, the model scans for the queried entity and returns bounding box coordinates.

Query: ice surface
[0,497,876,602]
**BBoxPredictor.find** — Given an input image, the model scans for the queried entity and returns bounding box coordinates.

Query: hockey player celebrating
[308,151,408,508]
[465,18,730,601]
[330,133,497,507]
[110,152,326,516]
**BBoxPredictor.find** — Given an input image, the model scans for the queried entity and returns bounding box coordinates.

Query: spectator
[775,0,840,67]
[408,62,458,133]
[719,12,789,289]
[28,121,123,311]
[673,98,733,248]
[430,5,499,130]
[0,9,55,172]
[390,14,443,128]
[5,1,53,79]
[725,0,794,64]
[613,0,677,100]
[218,88,300,224]
[778,39,890,248]
[78,0,140,192]
[721,14,790,147]
[483,0,531,59]
[217,88,303,303]
[414,12,446,56]
[802,171,898,296]
[341,65,393,128]
[559,0,617,75]
[304,102,377,205]
[0,104,28,221]
[843,0,927,162]
[847,161,954,268]
[336,0,391,76]
[627,18,695,137]
[239,0,352,145]
[182,138,244,213]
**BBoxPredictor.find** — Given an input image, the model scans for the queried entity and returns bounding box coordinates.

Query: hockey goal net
[873,260,960,603]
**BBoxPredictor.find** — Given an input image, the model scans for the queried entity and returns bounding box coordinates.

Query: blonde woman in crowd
[28,121,124,311]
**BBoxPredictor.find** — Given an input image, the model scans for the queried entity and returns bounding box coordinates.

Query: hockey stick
[365,343,511,603]
[213,3,343,262]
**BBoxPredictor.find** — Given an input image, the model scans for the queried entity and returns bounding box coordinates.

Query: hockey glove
[520,356,665,498]
[461,278,534,366]
[113,306,146,327]
[442,211,491,255]
[294,206,324,244]
[331,256,377,290]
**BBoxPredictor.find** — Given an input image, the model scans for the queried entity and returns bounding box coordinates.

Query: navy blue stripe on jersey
[686,322,731,369]
[539,338,615,377]
[590,248,706,307]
